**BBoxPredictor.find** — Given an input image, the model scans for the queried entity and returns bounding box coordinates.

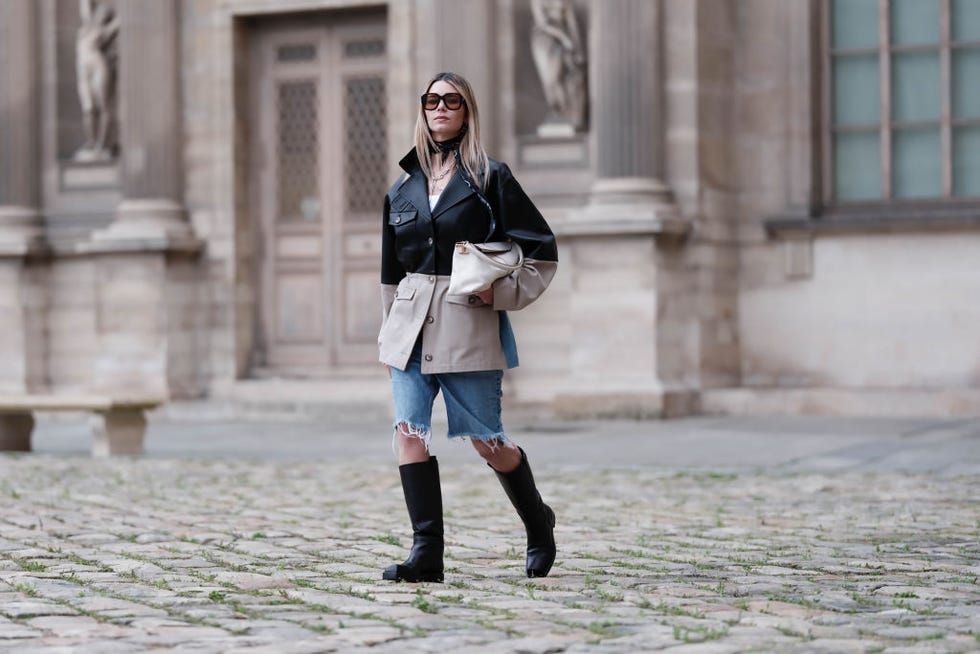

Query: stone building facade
[1,0,977,418]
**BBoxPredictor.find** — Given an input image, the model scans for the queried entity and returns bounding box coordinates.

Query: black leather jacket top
[381,148,558,284]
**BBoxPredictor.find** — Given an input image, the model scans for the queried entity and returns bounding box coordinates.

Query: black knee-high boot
[493,448,556,577]
[382,456,444,582]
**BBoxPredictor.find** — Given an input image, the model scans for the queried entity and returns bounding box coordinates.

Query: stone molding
[766,209,980,238]
[82,199,202,255]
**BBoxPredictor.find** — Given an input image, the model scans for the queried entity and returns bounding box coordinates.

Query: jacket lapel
[396,148,475,220]
[398,171,431,219]
[396,149,432,219]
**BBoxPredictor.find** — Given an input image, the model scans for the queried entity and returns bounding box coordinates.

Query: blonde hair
[414,72,490,190]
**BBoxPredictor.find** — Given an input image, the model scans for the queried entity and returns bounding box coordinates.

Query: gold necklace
[429,161,455,193]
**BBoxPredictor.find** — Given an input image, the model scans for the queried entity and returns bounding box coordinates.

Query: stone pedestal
[0,415,33,451]
[91,410,146,457]
[78,241,202,397]
[557,0,695,418]
[553,225,695,419]
[0,258,48,393]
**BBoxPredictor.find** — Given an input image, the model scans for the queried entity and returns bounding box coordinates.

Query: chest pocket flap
[395,285,416,300]
[389,210,418,227]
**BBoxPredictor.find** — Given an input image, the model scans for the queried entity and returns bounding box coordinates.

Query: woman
[378,72,559,582]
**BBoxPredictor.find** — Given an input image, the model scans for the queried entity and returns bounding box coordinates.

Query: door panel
[276,275,323,343]
[333,24,388,365]
[250,10,386,374]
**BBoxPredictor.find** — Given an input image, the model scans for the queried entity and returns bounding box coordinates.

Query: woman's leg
[397,424,431,465]
[471,438,521,472]
[384,347,443,582]
[439,370,556,578]
[485,445,557,578]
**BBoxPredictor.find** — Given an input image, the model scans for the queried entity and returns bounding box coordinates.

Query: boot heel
[418,570,444,583]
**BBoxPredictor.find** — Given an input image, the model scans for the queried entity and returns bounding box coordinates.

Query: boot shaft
[494,449,551,537]
[399,456,443,538]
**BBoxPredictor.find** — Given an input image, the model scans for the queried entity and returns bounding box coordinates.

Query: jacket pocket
[395,284,416,300]
[389,210,418,227]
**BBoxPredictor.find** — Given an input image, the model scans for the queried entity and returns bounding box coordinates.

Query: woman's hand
[476,287,494,306]
[385,364,391,379]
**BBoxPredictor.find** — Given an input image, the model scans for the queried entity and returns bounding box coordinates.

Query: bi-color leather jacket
[378,148,558,373]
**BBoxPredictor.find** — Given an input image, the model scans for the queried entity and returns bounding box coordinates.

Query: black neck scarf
[430,122,468,161]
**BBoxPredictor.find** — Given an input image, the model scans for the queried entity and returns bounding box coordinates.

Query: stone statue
[74,0,119,162]
[530,0,587,136]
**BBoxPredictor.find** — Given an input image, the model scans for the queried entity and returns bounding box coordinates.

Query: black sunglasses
[421,92,465,111]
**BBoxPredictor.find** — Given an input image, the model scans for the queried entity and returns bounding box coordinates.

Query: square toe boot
[493,448,556,577]
[382,456,444,582]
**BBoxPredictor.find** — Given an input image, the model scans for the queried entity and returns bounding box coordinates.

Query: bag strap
[454,150,497,242]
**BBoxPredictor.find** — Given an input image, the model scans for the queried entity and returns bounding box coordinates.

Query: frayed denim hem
[448,432,516,452]
[392,421,432,457]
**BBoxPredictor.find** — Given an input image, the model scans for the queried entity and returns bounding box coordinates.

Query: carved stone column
[556,0,695,418]
[0,0,47,397]
[577,0,682,227]
[82,0,202,397]
[92,0,194,245]
[0,0,43,251]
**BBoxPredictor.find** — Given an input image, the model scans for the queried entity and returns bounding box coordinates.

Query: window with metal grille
[277,44,317,63]
[344,39,385,58]
[825,0,980,203]
[277,80,320,221]
[344,76,387,215]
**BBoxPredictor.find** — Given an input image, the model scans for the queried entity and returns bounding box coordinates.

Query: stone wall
[46,258,97,392]
[710,0,980,415]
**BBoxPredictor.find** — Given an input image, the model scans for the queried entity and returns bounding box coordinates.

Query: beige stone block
[90,410,147,457]
[737,89,787,137]
[739,233,980,389]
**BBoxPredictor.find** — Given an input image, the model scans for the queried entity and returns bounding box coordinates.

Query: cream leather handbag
[447,156,525,296]
[448,240,524,295]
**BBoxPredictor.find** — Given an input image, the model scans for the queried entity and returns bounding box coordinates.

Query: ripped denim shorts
[390,338,510,453]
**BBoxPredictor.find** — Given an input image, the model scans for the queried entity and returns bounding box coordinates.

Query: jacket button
[427,237,433,245]
[424,354,433,362]
[394,216,401,224]
[426,315,434,324]
[467,296,476,304]
[428,275,435,282]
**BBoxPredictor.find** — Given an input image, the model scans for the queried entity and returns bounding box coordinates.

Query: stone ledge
[551,387,699,420]
[555,211,691,239]
[0,394,166,412]
[700,387,980,417]
[766,208,980,238]
[75,235,204,256]
[0,239,50,259]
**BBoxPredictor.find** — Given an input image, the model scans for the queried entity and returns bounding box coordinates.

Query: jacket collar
[397,148,475,219]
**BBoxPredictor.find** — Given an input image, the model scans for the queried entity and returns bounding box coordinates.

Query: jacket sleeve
[490,164,559,312]
[380,193,405,320]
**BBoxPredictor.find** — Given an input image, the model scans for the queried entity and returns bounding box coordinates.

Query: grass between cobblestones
[0,456,978,652]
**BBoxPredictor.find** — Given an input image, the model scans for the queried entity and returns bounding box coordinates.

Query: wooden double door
[249,9,388,375]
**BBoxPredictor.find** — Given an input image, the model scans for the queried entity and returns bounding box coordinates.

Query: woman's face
[424,80,466,142]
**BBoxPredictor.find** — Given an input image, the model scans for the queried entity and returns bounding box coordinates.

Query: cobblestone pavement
[1,448,978,652]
